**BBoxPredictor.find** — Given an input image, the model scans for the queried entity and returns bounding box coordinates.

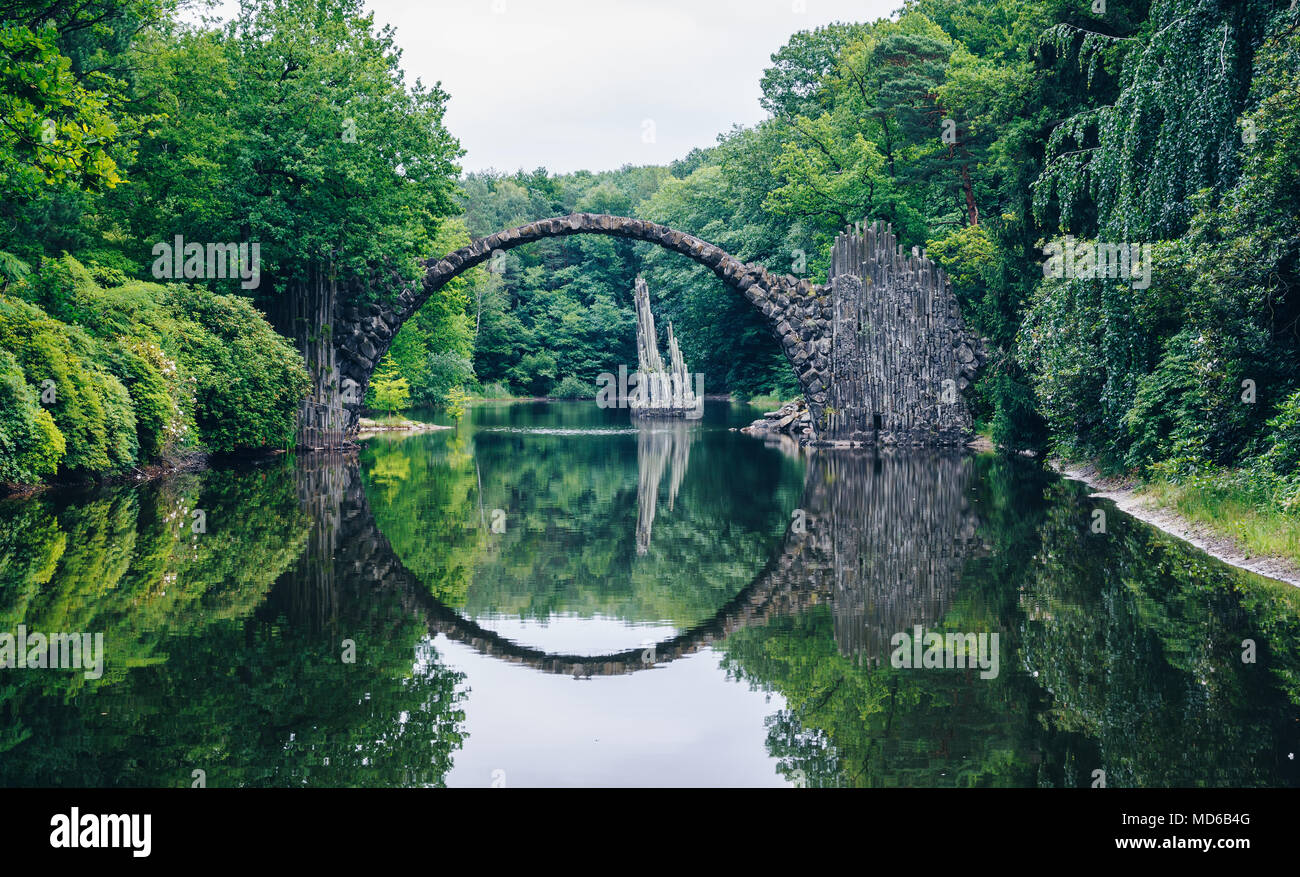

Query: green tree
[370,357,411,416]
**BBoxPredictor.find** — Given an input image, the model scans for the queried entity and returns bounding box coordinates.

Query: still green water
[1,400,1297,787]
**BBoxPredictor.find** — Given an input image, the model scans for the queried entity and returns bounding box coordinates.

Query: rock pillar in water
[631,276,697,417]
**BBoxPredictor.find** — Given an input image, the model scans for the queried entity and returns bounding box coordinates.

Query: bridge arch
[324,214,984,445]
[331,213,829,436]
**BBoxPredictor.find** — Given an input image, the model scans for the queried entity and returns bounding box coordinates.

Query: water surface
[2,400,1297,787]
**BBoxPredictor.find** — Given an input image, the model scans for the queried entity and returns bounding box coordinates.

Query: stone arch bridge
[313,214,984,446]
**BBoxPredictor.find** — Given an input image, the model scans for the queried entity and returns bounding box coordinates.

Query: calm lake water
[2,400,1298,787]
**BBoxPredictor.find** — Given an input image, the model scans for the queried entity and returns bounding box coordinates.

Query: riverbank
[0,449,272,497]
[1051,460,1300,588]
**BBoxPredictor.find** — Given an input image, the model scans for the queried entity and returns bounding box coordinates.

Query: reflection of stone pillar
[265,451,354,631]
[789,450,981,663]
[634,423,694,555]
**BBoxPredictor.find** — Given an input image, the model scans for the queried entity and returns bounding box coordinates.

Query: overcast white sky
[200,0,900,173]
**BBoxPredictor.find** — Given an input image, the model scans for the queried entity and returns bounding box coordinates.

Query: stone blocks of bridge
[326,213,983,445]
[329,213,826,438]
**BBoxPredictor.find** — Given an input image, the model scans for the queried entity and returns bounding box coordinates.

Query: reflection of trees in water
[0,468,311,697]
[363,425,801,627]
[635,423,694,555]
[9,445,1293,788]
[354,446,982,676]
[721,454,1300,788]
[0,458,467,787]
[255,449,1300,786]
[1015,479,1300,788]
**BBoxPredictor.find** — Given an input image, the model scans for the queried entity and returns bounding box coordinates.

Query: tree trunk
[961,163,979,226]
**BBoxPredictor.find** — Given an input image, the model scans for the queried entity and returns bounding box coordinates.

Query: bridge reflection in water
[275,445,983,674]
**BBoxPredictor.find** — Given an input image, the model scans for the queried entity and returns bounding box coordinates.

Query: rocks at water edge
[356,417,450,434]
[740,398,812,439]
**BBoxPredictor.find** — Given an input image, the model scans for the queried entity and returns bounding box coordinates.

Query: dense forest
[2,0,1298,521]
[1,0,465,483]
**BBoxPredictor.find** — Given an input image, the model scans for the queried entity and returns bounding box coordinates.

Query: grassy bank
[740,393,797,410]
[1138,474,1300,569]
[1055,455,1300,585]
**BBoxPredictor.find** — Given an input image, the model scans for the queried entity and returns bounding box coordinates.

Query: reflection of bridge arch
[278,449,984,675]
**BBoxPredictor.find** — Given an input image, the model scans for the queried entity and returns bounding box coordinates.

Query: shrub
[549,375,592,399]
[22,254,99,325]
[164,285,310,453]
[446,386,469,421]
[926,224,996,328]
[413,350,476,406]
[79,249,140,288]
[97,338,193,459]
[0,264,308,479]
[509,351,557,396]
[0,251,31,294]
[0,350,65,483]
[98,367,138,469]
[89,263,130,289]
[372,376,411,416]
[1258,392,1300,483]
[1120,330,1207,470]
[0,294,137,473]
